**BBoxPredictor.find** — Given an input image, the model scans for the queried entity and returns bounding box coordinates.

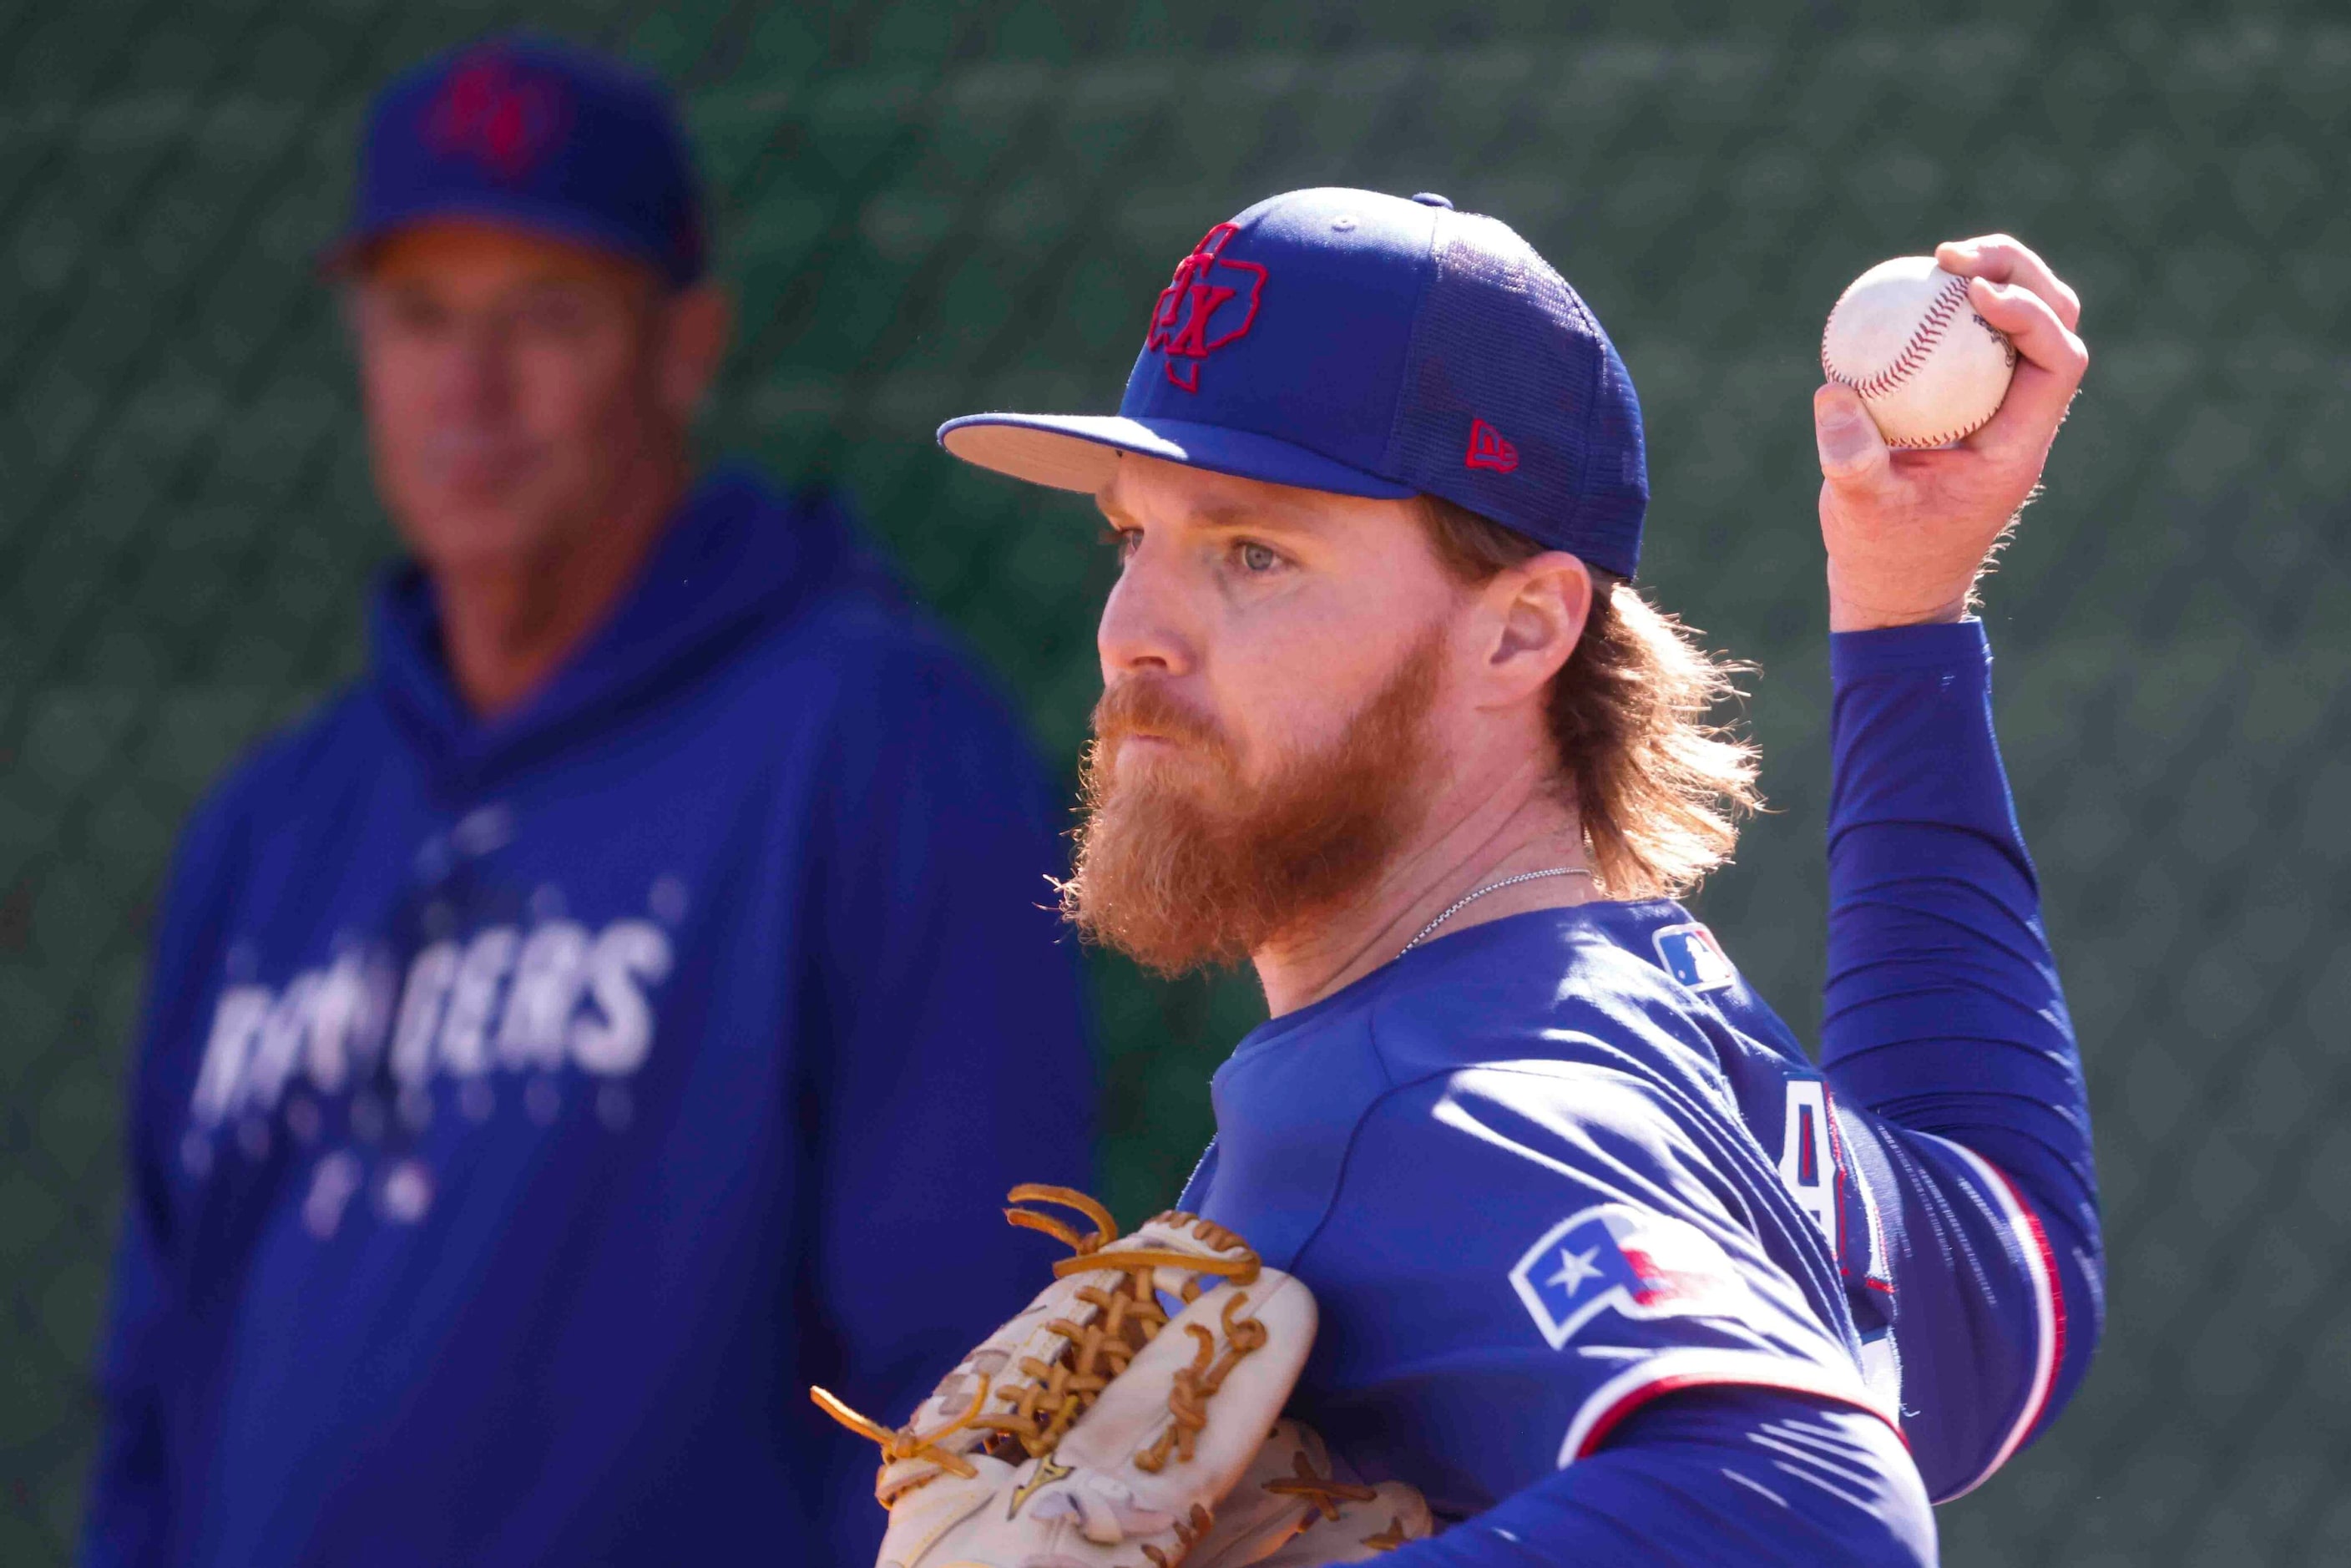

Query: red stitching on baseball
[1822,273,1973,402]
[1882,407,2000,450]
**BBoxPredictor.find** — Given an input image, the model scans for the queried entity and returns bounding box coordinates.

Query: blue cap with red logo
[323,33,705,289]
[938,188,1649,578]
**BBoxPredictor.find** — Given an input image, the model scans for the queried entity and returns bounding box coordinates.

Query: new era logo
[1465,417,1519,473]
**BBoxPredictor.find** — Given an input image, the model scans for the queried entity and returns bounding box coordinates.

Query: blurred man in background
[80,34,1092,1567]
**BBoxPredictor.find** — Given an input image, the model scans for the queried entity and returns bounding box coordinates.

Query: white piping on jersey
[1554,1347,1901,1470]
[1915,1132,2063,1498]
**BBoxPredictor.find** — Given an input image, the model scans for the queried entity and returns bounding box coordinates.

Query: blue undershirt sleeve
[1378,1388,1934,1568]
[796,635,1096,1565]
[1819,619,2104,1497]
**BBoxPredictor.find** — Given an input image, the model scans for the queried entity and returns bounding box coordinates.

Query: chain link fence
[5,2,2347,1562]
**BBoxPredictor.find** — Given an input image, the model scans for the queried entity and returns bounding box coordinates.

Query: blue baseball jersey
[1182,903,1902,1514]
[1178,620,2099,1556]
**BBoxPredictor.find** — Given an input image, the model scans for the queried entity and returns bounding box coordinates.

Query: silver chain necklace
[1398,867,1595,956]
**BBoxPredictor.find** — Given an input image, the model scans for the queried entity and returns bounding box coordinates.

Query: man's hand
[1814,235,2088,631]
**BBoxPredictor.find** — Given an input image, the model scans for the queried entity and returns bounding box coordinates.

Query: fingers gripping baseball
[1946,242,2089,464]
[1937,235,2081,330]
[1817,236,2089,632]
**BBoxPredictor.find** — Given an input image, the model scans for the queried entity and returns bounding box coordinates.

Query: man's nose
[444,318,517,422]
[1096,540,1198,683]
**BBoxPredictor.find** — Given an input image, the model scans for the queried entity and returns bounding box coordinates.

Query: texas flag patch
[1509,1205,1753,1350]
[1651,922,1737,993]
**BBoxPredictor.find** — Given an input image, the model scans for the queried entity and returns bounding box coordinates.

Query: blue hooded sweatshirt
[82,468,1095,1567]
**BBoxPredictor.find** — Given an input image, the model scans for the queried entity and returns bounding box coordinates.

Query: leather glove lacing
[812,1185,1267,1484]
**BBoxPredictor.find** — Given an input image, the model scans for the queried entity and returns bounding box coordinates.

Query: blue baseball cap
[939,188,1649,579]
[322,33,706,289]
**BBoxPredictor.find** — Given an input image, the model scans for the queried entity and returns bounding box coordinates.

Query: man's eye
[1236,542,1282,574]
[375,294,449,336]
[1100,526,1141,560]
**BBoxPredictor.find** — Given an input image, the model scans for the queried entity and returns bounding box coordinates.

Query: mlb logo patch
[1652,922,1736,993]
[1509,1205,1752,1350]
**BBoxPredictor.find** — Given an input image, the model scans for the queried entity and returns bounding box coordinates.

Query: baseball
[1822,255,2018,448]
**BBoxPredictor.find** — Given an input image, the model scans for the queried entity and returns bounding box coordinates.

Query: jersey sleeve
[1378,1387,1933,1568]
[1280,1062,1900,1518]
[1818,618,2103,1499]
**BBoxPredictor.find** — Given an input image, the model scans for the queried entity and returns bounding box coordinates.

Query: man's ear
[658,283,733,420]
[1477,550,1593,707]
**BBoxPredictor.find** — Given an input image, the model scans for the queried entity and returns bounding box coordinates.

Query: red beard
[1063,634,1443,977]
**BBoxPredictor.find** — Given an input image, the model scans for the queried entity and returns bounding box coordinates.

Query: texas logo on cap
[324,33,709,290]
[1143,224,1268,392]
[938,186,1652,582]
[425,49,571,182]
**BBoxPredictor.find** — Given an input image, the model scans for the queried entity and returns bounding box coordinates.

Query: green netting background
[5,2,2347,1563]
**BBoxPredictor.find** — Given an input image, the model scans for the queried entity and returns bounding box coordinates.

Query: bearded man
[933,190,2099,1563]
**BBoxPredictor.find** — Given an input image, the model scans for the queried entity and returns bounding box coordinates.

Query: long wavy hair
[1418,494,1763,898]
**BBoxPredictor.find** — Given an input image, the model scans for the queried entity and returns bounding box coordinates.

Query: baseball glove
[1184,1419,1433,1566]
[813,1186,1430,1567]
